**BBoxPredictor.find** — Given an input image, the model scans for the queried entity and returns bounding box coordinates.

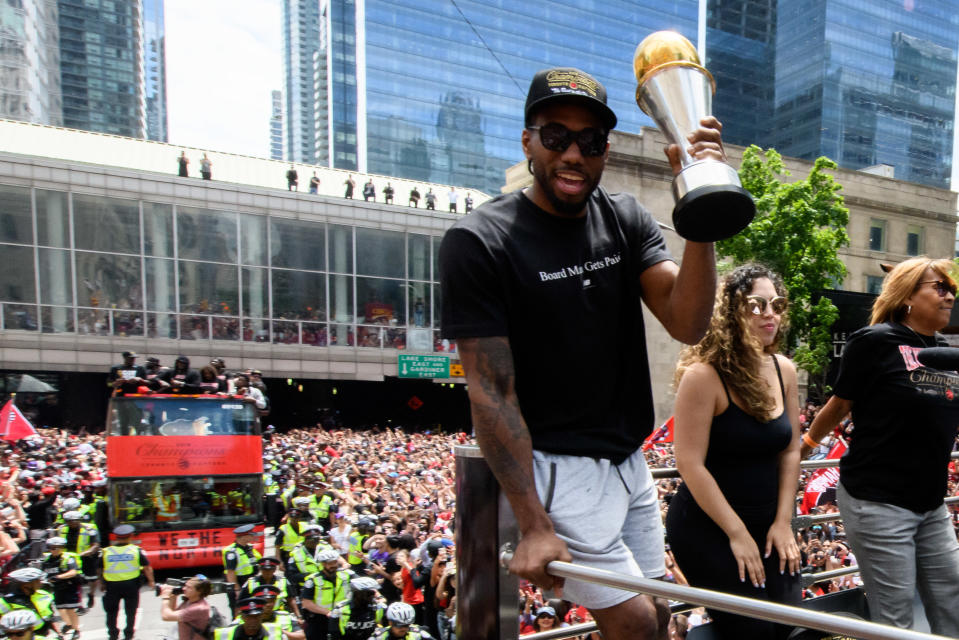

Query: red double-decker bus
[105,395,265,569]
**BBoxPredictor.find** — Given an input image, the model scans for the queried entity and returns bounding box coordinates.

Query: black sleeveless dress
[665,356,800,640]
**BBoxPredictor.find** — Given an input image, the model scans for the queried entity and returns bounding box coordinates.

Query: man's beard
[531,162,599,216]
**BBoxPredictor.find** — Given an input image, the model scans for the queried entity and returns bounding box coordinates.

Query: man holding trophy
[440,32,752,640]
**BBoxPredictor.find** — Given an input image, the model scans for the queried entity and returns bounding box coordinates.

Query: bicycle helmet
[386,602,416,625]
[0,610,39,632]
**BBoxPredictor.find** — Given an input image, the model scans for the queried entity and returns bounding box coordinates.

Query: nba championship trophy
[634,31,755,242]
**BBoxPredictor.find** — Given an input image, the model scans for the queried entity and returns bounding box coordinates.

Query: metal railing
[501,551,949,640]
[455,444,958,640]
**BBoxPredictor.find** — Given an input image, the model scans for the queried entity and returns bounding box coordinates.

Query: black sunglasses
[917,280,957,297]
[746,295,788,315]
[527,123,608,157]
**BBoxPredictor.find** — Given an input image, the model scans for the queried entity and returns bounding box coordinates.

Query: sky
[164,0,281,157]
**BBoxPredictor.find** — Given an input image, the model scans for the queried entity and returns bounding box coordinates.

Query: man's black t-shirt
[834,322,959,513]
[439,187,671,463]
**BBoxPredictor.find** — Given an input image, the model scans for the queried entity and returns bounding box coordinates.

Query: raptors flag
[0,400,37,442]
[642,416,674,451]
[800,437,848,514]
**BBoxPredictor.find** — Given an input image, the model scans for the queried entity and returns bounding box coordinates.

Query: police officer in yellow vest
[307,484,335,531]
[300,548,351,640]
[239,558,299,619]
[274,509,307,566]
[284,525,329,590]
[224,524,263,617]
[215,598,283,640]
[346,517,376,575]
[39,537,82,639]
[98,525,154,640]
[238,586,304,640]
[0,609,56,640]
[0,568,60,638]
[59,510,100,613]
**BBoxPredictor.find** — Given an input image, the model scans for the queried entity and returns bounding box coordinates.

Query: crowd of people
[0,390,958,640]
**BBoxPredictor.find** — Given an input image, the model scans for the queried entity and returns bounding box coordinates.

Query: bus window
[107,398,259,436]
[110,476,262,530]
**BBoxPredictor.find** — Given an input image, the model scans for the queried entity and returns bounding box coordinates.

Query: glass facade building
[0,0,62,125]
[270,89,284,160]
[0,182,446,352]
[142,0,167,142]
[58,0,146,138]
[706,0,777,150]
[771,0,959,188]
[313,0,699,193]
[284,0,323,163]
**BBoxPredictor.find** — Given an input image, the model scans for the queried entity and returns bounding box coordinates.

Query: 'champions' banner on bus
[106,435,263,476]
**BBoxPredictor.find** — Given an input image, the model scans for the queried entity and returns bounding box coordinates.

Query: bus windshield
[110,475,262,531]
[107,397,259,436]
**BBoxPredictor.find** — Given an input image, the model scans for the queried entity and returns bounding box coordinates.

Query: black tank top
[698,356,793,507]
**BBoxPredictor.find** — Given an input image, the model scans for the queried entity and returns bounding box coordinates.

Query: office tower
[271,90,284,160]
[772,0,958,188]
[142,0,167,142]
[311,0,699,193]
[283,0,323,163]
[58,0,146,138]
[0,0,62,125]
[705,0,777,149]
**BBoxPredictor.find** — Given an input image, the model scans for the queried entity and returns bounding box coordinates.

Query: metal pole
[455,445,518,640]
[501,551,950,640]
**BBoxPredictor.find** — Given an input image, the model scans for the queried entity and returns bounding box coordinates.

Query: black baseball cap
[122,351,137,358]
[524,67,617,131]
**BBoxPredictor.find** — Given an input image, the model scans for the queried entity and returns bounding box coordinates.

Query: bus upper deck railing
[454,444,958,640]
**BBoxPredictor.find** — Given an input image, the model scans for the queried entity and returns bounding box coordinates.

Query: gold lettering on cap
[545,70,599,97]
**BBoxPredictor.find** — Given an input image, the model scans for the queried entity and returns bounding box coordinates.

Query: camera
[156,578,233,597]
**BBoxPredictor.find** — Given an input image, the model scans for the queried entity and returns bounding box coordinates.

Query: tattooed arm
[459,336,572,590]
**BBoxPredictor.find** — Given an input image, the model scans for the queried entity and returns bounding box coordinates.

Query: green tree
[719,146,850,394]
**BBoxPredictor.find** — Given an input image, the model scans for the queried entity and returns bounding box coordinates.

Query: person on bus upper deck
[107,352,145,396]
[233,375,266,411]
[160,356,201,394]
[198,366,225,394]
[143,357,169,393]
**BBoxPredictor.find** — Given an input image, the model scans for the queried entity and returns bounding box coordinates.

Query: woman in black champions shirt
[802,257,959,635]
[666,264,801,639]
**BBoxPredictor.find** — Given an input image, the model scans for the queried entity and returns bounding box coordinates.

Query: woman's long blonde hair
[674,263,788,422]
[870,257,957,325]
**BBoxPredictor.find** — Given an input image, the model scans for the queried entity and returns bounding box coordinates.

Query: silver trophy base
[671,160,755,242]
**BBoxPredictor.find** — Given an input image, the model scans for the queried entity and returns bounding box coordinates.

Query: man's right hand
[508,527,572,592]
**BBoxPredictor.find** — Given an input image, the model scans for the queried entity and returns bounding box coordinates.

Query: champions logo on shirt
[899,345,923,371]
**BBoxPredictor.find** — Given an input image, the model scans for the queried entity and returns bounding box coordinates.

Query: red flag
[643,416,674,451]
[0,400,37,442]
[800,437,847,514]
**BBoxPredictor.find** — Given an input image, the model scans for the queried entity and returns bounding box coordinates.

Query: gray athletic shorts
[532,447,665,609]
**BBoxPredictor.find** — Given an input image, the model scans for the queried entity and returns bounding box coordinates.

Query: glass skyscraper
[283,0,323,163]
[701,0,959,189]
[312,0,699,193]
[58,0,145,138]
[271,90,284,160]
[142,0,167,142]
[706,0,777,150]
[0,0,62,125]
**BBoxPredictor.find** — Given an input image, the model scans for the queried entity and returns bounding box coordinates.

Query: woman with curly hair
[665,263,801,639]
[801,257,959,635]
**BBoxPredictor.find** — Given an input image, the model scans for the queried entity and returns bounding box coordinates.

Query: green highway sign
[398,354,450,379]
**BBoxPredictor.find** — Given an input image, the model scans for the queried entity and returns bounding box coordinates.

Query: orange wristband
[802,432,819,449]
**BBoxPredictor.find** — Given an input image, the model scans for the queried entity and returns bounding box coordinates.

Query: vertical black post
[455,444,519,640]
